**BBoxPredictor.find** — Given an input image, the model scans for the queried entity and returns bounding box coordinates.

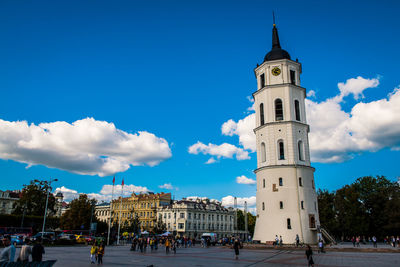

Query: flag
[122,178,124,186]
[112,176,115,185]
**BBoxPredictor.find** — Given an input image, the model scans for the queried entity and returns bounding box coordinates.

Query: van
[201,233,217,245]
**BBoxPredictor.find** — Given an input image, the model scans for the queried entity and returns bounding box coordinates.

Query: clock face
[272,67,281,76]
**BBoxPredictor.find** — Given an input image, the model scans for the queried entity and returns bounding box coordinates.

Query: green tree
[153,218,166,234]
[60,194,96,230]
[317,189,340,237]
[13,179,56,216]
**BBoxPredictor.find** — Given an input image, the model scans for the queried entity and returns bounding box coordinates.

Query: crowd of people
[0,235,45,264]
[349,235,400,248]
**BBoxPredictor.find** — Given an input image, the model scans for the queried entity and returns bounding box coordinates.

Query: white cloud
[100,184,149,196]
[159,183,178,190]
[0,117,172,176]
[221,114,256,152]
[54,186,79,202]
[306,80,400,162]
[307,90,316,98]
[188,141,250,160]
[336,76,379,101]
[221,195,256,208]
[236,175,256,185]
[205,157,217,164]
[54,183,149,203]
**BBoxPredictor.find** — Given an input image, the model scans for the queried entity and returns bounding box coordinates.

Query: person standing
[233,239,241,260]
[0,236,16,263]
[305,245,314,267]
[295,234,300,247]
[279,236,283,246]
[32,238,45,262]
[356,236,360,247]
[90,243,98,264]
[18,238,32,263]
[318,239,324,253]
[97,244,105,265]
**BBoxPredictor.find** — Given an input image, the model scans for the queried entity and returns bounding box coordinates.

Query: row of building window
[114,202,157,210]
[260,140,304,162]
[172,223,233,231]
[114,211,154,218]
[259,99,301,126]
[162,212,232,222]
[262,177,315,189]
[261,201,317,211]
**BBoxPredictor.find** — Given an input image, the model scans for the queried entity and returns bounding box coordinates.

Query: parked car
[32,232,56,244]
[58,233,76,240]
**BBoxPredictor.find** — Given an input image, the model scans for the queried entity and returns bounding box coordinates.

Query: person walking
[351,236,355,247]
[295,234,300,247]
[165,239,171,254]
[318,239,324,253]
[305,245,314,267]
[18,238,32,263]
[0,236,16,263]
[372,236,377,248]
[31,237,45,263]
[356,236,360,247]
[90,243,98,264]
[279,236,283,246]
[274,235,279,246]
[233,239,241,260]
[97,244,105,265]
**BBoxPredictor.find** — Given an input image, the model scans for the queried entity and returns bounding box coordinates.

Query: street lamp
[41,178,58,240]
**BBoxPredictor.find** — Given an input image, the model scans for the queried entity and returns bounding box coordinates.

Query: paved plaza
[11,244,399,267]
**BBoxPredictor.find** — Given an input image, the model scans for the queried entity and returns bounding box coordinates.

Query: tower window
[262,202,265,211]
[299,177,302,187]
[260,73,265,88]
[301,201,304,209]
[294,100,301,121]
[312,179,315,189]
[298,140,304,161]
[287,218,291,229]
[260,103,265,125]
[278,141,285,160]
[263,179,265,188]
[279,177,283,186]
[275,99,283,121]
[314,202,317,211]
[290,70,296,85]
[280,201,283,209]
[261,142,266,162]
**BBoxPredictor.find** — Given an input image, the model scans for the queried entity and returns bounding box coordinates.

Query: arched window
[298,140,304,161]
[261,142,266,162]
[279,177,283,186]
[262,202,265,211]
[278,141,285,160]
[299,177,303,187]
[294,100,301,121]
[275,99,283,121]
[260,103,265,125]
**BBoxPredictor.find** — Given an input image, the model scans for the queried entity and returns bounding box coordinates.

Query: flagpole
[117,179,124,245]
[107,176,115,246]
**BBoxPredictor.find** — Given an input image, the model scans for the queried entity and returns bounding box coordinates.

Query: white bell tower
[252,23,320,244]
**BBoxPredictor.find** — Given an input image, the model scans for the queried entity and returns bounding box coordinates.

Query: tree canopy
[60,194,96,231]
[318,176,400,239]
[13,179,56,216]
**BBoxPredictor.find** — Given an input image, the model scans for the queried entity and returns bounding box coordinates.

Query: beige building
[95,202,111,224]
[111,192,171,231]
[252,23,320,244]
[0,190,20,214]
[158,198,235,238]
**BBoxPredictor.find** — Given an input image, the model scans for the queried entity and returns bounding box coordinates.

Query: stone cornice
[254,164,315,174]
[252,83,306,98]
[253,120,310,133]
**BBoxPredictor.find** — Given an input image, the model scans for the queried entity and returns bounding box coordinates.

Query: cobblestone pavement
[13,244,400,267]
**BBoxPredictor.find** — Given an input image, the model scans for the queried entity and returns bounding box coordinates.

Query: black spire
[264,16,291,62]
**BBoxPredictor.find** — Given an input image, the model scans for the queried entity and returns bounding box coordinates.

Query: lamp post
[41,178,58,240]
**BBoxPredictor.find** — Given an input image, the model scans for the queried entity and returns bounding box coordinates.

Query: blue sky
[1,0,399,208]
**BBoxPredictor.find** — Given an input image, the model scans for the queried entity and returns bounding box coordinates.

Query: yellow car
[75,235,87,244]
